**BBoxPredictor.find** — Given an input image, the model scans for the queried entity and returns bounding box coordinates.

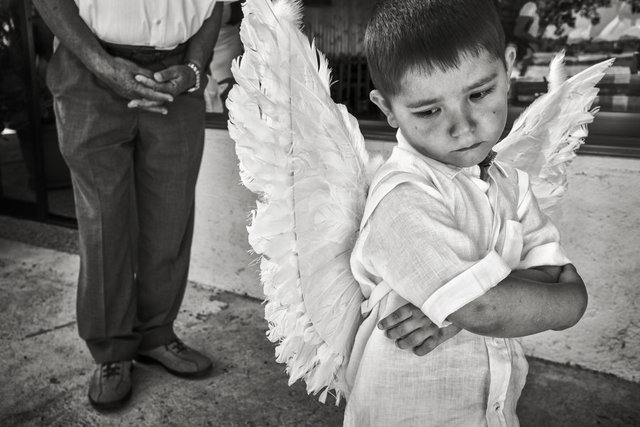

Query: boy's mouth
[455,141,484,152]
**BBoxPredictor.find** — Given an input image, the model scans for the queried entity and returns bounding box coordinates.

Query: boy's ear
[370,90,399,128]
[504,44,517,79]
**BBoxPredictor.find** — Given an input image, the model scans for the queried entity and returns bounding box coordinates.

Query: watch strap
[185,62,201,93]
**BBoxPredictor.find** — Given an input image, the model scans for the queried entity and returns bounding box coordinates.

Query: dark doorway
[0,0,76,226]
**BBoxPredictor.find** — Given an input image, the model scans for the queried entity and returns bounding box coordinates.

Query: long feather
[496,54,614,214]
[547,50,567,92]
[226,0,381,403]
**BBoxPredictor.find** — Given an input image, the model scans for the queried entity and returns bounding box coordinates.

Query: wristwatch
[185,61,201,93]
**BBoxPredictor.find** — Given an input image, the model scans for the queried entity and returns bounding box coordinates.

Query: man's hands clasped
[378,304,461,356]
[130,65,199,114]
[98,56,197,115]
[95,56,174,114]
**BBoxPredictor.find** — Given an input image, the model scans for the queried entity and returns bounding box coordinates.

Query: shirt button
[154,19,162,25]
[493,338,501,345]
[494,402,502,411]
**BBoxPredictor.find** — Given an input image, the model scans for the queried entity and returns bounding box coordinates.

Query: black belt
[101,41,188,64]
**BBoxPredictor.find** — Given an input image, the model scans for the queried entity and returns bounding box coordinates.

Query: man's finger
[136,75,179,96]
[135,74,176,92]
[135,74,160,89]
[154,68,180,82]
[140,106,168,115]
[378,304,414,330]
[134,84,174,103]
[127,99,168,115]
[128,99,164,108]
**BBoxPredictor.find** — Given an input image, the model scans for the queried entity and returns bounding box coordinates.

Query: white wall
[191,130,640,383]
[190,130,260,298]
[523,155,640,383]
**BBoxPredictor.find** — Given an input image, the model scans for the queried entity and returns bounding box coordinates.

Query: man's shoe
[87,361,132,411]
[134,338,212,378]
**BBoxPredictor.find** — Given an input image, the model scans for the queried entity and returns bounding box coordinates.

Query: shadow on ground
[0,216,639,426]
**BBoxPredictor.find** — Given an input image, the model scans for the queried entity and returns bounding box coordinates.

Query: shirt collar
[395,129,508,179]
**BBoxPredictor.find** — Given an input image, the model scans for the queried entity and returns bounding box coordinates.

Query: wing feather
[496,54,614,213]
[227,0,381,403]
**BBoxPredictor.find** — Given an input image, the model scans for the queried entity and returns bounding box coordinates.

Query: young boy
[344,0,588,425]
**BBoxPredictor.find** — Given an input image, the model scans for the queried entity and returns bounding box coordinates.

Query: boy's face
[371,48,515,168]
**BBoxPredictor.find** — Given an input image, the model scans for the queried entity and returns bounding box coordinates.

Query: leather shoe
[134,338,212,378]
[87,361,132,411]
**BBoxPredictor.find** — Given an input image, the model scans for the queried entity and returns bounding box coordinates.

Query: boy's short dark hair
[365,0,506,97]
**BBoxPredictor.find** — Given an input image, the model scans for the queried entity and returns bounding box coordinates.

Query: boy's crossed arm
[369,182,587,355]
[449,263,586,337]
[379,304,462,356]
[381,263,586,354]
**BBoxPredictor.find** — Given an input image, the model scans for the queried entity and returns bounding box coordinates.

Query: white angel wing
[226,0,381,403]
[495,52,614,213]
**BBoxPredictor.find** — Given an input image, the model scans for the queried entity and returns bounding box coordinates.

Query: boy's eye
[470,86,495,100]
[417,108,440,117]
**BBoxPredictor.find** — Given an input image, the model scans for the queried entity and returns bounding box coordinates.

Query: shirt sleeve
[362,183,511,327]
[516,172,571,269]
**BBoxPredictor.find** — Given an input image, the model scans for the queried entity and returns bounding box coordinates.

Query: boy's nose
[448,106,476,138]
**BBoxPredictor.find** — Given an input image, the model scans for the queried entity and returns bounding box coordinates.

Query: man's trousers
[47,44,206,363]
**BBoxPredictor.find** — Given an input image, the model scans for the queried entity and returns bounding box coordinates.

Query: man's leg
[49,45,141,362]
[48,45,138,408]
[132,88,211,376]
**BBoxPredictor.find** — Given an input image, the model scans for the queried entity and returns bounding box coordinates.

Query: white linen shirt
[75,0,217,49]
[344,131,570,426]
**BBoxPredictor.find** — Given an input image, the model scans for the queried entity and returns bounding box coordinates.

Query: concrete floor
[1,215,639,426]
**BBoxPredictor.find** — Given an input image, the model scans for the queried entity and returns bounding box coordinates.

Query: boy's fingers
[378,304,414,330]
[385,322,412,340]
[396,328,435,350]
[412,338,438,356]
[385,317,433,340]
[559,263,581,283]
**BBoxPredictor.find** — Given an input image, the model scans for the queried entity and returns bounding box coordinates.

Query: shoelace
[101,362,121,379]
[167,339,188,354]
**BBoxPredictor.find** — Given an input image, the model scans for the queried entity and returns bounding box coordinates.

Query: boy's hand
[558,263,583,284]
[378,304,461,356]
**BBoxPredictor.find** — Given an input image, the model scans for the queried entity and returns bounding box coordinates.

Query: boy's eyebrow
[405,72,499,109]
[406,96,442,109]
[463,72,499,92]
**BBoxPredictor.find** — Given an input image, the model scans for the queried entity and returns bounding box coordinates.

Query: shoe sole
[88,387,132,412]
[133,353,213,379]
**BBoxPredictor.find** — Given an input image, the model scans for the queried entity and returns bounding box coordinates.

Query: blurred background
[2,0,640,225]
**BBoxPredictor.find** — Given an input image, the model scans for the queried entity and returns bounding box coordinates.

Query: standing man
[32,0,224,411]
